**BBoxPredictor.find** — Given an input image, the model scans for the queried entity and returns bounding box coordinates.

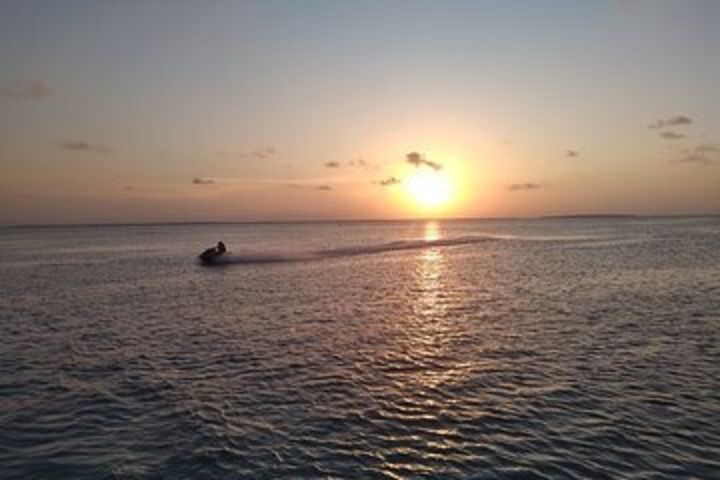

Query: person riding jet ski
[199,241,226,264]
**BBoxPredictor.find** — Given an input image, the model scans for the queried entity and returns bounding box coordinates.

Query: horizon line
[4,213,720,229]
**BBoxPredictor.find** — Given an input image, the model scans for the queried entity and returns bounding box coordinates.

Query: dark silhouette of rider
[216,241,226,255]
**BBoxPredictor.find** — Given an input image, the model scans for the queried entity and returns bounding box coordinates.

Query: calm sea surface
[1,218,719,479]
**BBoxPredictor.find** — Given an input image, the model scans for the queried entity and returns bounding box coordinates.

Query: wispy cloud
[60,141,111,153]
[508,182,541,192]
[348,158,378,170]
[284,182,334,191]
[660,131,686,140]
[406,152,442,171]
[218,147,276,160]
[566,149,579,158]
[349,158,367,168]
[648,115,693,129]
[674,144,719,166]
[325,161,340,168]
[1,80,54,99]
[252,147,276,160]
[376,176,401,186]
[192,177,216,185]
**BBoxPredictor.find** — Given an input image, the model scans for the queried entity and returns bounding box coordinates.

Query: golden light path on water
[413,221,455,390]
[379,221,479,476]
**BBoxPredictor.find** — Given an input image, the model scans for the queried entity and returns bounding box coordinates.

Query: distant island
[541,214,639,219]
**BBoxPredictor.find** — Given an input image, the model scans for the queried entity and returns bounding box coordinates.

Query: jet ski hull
[198,249,223,265]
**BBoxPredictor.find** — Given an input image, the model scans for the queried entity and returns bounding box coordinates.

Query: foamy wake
[201,235,495,265]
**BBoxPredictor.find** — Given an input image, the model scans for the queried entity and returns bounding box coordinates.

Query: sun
[405,169,453,210]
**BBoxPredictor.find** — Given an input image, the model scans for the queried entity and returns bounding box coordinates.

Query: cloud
[252,147,276,160]
[349,158,368,168]
[325,161,340,168]
[406,151,442,170]
[406,152,423,167]
[424,159,442,171]
[284,182,333,191]
[1,80,54,99]
[566,149,579,157]
[192,177,215,185]
[220,147,276,160]
[377,176,401,186]
[674,144,719,166]
[348,157,378,170]
[508,182,541,192]
[648,115,693,129]
[660,131,686,140]
[60,141,111,153]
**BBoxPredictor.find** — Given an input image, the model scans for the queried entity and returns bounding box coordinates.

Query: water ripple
[1,219,719,478]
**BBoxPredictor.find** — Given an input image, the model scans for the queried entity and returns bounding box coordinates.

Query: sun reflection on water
[403,221,460,391]
[368,221,496,477]
[418,221,444,316]
[379,221,475,395]
[423,221,440,242]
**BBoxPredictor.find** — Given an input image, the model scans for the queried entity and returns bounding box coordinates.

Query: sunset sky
[1,0,719,224]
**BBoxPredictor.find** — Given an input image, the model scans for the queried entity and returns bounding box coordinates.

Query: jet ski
[198,241,226,265]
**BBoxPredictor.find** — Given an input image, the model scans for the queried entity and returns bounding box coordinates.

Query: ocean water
[1,217,719,479]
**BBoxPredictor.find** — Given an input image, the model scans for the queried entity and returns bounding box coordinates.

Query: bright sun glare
[405,170,453,210]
